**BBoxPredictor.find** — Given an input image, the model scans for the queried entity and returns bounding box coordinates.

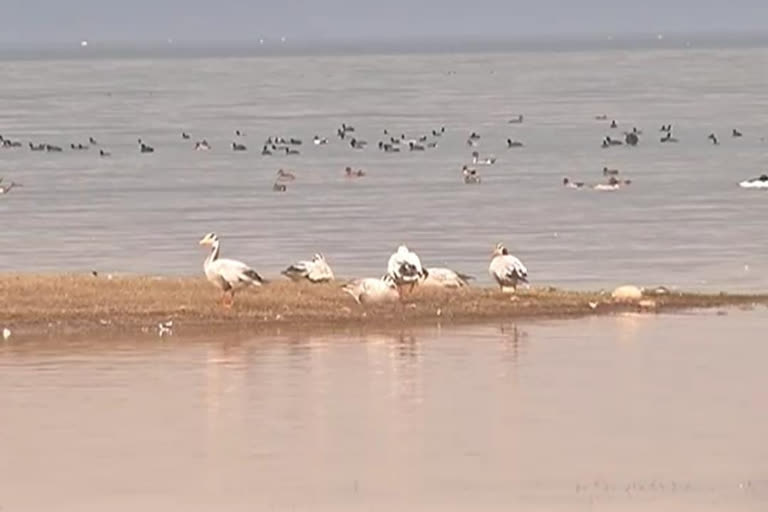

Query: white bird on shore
[739,174,768,189]
[282,253,335,283]
[387,244,427,295]
[199,232,265,307]
[489,242,528,292]
[420,268,474,288]
[342,275,399,304]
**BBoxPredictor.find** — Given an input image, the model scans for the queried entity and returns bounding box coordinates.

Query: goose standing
[198,233,265,306]
[420,268,474,288]
[342,275,399,304]
[387,245,427,296]
[282,253,335,283]
[489,243,528,292]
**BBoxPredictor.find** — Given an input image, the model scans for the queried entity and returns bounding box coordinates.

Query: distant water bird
[409,141,425,151]
[380,142,400,152]
[469,132,481,140]
[732,129,743,138]
[420,268,474,288]
[99,149,111,157]
[342,275,399,304]
[594,114,608,120]
[289,138,302,146]
[462,165,481,184]
[313,135,328,145]
[138,139,154,153]
[345,166,366,178]
[0,182,21,194]
[282,253,335,283]
[231,141,247,151]
[2,139,22,148]
[610,120,618,128]
[45,144,63,152]
[273,182,287,192]
[182,132,191,139]
[660,132,678,143]
[195,140,211,151]
[508,114,524,124]
[235,130,246,137]
[70,143,89,150]
[660,124,672,132]
[427,141,438,148]
[563,177,585,189]
[471,151,496,165]
[199,232,265,307]
[261,145,272,155]
[341,123,355,133]
[708,133,719,145]
[602,136,623,147]
[624,132,639,146]
[29,142,46,151]
[603,166,620,176]
[489,243,528,292]
[467,139,479,147]
[593,182,621,191]
[284,147,300,155]
[507,139,524,148]
[350,137,367,149]
[387,245,427,296]
[276,169,296,182]
[739,174,768,189]
[89,137,98,145]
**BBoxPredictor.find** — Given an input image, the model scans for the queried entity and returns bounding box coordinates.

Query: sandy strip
[0,274,765,336]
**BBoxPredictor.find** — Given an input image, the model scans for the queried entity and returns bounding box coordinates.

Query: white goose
[342,275,399,304]
[489,242,528,292]
[282,253,335,283]
[199,232,265,306]
[420,267,474,289]
[387,244,427,295]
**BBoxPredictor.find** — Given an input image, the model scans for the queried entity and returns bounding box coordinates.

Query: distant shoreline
[1,274,765,337]
[2,31,768,61]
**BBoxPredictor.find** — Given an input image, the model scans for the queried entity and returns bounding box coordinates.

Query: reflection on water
[1,310,767,511]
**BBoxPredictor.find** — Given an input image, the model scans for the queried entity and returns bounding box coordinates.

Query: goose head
[199,232,218,246]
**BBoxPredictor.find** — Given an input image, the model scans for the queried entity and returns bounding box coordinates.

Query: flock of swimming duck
[2,118,767,194]
[198,232,527,307]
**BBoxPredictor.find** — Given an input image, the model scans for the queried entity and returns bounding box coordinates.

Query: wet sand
[1,274,766,335]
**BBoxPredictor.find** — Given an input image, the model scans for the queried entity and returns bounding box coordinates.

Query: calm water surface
[1,310,767,511]
[0,48,767,290]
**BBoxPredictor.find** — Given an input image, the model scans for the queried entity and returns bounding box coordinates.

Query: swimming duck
[507,139,524,148]
[409,142,426,151]
[45,144,63,152]
[182,132,191,139]
[462,165,481,184]
[282,253,335,283]
[138,139,154,153]
[276,169,296,182]
[29,142,46,151]
[509,114,524,124]
[471,151,496,165]
[602,136,623,147]
[231,142,247,151]
[603,166,620,176]
[489,243,528,292]
[89,137,98,145]
[284,147,300,155]
[345,167,366,178]
[199,232,265,307]
[195,140,211,151]
[739,174,768,189]
[70,143,89,150]
[732,129,743,138]
[350,138,367,149]
[289,138,302,146]
[99,149,111,157]
[469,132,481,140]
[660,132,678,143]
[563,177,585,189]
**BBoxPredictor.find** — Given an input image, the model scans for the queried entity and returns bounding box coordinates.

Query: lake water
[1,310,766,511]
[0,47,767,291]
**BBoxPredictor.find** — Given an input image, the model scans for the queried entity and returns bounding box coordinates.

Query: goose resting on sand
[489,243,528,292]
[282,253,335,283]
[199,232,265,306]
[420,268,474,288]
[343,275,399,304]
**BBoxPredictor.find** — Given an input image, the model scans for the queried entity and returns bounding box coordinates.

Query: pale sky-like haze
[1,0,767,45]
